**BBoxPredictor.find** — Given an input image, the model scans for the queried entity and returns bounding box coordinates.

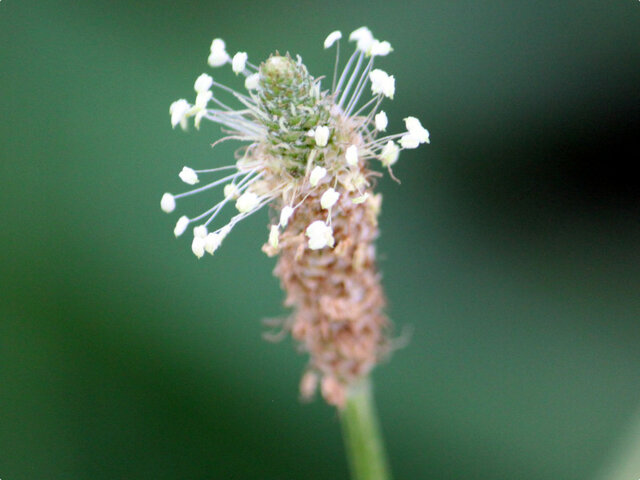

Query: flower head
[163,27,430,406]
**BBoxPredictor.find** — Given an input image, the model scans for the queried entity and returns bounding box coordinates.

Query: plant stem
[339,378,392,480]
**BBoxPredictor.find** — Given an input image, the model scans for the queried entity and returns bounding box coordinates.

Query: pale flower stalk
[162,26,430,480]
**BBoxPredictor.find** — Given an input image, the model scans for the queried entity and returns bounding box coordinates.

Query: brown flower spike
[163,27,429,407]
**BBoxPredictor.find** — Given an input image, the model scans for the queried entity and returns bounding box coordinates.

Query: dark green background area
[1,1,639,479]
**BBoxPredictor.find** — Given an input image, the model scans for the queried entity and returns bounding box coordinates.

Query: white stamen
[208,39,230,67]
[314,126,330,147]
[191,236,206,258]
[245,73,260,90]
[204,232,223,254]
[404,116,430,144]
[224,183,240,199]
[320,188,340,210]
[235,191,259,212]
[309,166,327,186]
[375,111,388,131]
[352,193,369,204]
[345,145,359,166]
[369,69,395,99]
[349,26,374,53]
[370,40,393,57]
[179,167,199,185]
[232,52,248,74]
[380,141,400,166]
[174,216,189,237]
[305,220,335,250]
[324,31,342,49]
[279,206,294,227]
[194,73,213,93]
[399,134,420,149]
[269,225,279,248]
[169,99,190,129]
[161,193,176,213]
[193,225,208,238]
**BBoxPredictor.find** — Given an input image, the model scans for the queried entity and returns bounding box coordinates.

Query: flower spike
[163,27,430,406]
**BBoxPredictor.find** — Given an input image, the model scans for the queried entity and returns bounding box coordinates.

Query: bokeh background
[1,1,639,479]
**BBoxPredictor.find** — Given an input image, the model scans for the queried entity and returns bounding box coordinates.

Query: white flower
[345,145,358,166]
[370,40,393,57]
[174,216,189,237]
[269,225,279,248]
[232,52,248,74]
[164,29,431,259]
[314,126,330,147]
[179,166,199,185]
[305,220,335,250]
[380,141,400,167]
[235,191,259,212]
[349,26,374,53]
[404,116,430,144]
[169,99,190,130]
[224,183,240,199]
[369,69,395,99]
[193,225,208,238]
[161,193,175,213]
[194,73,213,93]
[324,30,342,49]
[279,206,294,227]
[208,38,230,67]
[320,188,340,209]
[309,166,327,186]
[375,111,388,131]
[399,134,420,149]
[191,236,205,258]
[245,73,260,90]
[204,232,223,255]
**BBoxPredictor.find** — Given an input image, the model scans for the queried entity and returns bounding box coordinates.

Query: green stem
[339,378,392,480]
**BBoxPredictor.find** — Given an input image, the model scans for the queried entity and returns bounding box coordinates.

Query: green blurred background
[1,1,639,479]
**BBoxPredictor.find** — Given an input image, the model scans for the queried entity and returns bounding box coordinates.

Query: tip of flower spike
[324,30,342,49]
[305,220,335,250]
[161,193,176,213]
[174,216,189,237]
[261,55,297,80]
[179,167,199,185]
